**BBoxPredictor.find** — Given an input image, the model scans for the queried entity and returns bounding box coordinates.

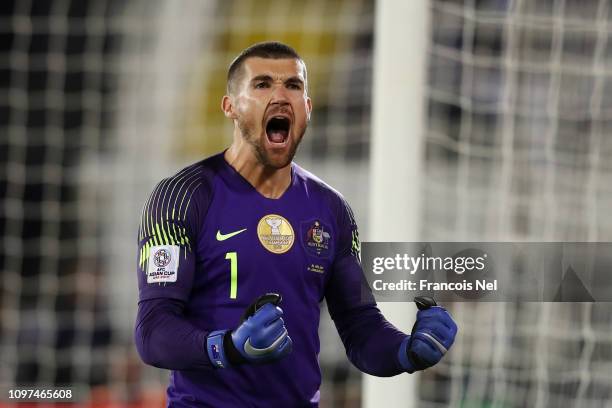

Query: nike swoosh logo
[421,332,447,354]
[216,228,247,241]
[243,330,288,357]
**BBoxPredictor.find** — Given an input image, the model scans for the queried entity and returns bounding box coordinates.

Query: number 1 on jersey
[225,252,238,299]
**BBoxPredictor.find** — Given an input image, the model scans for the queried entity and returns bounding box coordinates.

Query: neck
[224,137,292,199]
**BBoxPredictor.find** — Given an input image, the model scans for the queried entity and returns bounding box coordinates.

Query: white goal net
[418,1,612,407]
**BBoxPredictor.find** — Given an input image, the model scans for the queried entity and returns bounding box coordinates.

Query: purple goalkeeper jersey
[135,152,408,407]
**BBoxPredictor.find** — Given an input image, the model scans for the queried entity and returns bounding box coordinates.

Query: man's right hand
[206,293,293,368]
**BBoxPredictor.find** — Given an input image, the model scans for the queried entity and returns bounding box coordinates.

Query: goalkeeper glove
[398,297,457,373]
[206,293,293,368]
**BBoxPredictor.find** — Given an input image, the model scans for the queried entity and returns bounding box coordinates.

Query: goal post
[366,1,430,407]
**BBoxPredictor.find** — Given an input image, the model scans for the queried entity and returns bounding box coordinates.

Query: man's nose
[270,84,290,104]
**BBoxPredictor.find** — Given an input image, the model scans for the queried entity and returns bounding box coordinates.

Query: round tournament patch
[154,248,172,268]
[257,214,294,254]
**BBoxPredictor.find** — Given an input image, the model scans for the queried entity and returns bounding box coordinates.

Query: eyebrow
[285,77,304,86]
[251,74,273,83]
[250,75,304,86]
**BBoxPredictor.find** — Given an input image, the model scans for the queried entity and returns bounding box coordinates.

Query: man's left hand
[398,306,458,373]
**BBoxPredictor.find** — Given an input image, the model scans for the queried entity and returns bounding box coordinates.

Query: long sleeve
[326,256,408,377]
[134,297,214,370]
[325,198,409,377]
[135,170,214,370]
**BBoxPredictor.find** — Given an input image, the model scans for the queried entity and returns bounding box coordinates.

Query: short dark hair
[227,41,306,94]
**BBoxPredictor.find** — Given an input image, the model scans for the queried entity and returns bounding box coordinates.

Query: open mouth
[265,116,291,144]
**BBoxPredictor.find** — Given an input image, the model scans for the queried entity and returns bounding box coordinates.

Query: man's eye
[287,83,301,90]
[255,82,269,89]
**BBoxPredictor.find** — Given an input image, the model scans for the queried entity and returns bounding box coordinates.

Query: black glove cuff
[223,332,247,365]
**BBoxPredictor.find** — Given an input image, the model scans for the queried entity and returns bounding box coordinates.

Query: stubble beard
[237,116,307,169]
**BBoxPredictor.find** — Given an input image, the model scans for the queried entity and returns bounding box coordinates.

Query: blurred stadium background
[1,0,612,407]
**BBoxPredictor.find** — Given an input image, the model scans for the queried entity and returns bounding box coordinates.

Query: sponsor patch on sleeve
[147,245,180,283]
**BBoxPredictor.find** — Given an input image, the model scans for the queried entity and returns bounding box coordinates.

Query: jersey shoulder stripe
[138,156,219,268]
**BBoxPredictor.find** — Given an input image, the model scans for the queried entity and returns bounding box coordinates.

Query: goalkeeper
[134,41,457,407]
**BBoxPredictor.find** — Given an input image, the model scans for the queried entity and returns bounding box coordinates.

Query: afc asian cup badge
[257,214,295,254]
[147,245,179,283]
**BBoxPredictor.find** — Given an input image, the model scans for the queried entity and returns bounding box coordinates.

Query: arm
[326,246,407,377]
[134,174,211,369]
[325,198,457,376]
[135,297,212,370]
[325,199,407,377]
[135,295,292,371]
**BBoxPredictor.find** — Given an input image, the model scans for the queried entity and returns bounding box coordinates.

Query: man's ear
[306,97,313,121]
[222,95,237,119]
